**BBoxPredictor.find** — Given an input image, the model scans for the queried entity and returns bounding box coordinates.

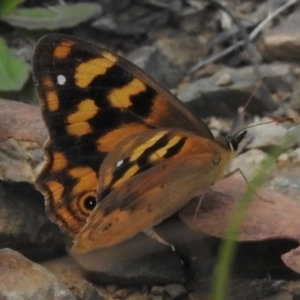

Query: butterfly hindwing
[33,34,214,237]
[72,129,232,252]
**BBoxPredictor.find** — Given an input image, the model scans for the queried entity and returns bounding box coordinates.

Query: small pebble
[114,288,131,298]
[106,285,118,293]
[164,284,187,299]
[151,286,164,296]
[151,296,163,300]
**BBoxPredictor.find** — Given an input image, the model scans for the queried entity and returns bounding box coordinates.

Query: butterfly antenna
[231,78,265,136]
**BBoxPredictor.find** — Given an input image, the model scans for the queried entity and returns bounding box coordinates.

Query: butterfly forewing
[33,34,213,237]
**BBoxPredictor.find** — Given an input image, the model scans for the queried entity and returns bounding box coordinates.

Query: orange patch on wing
[102,50,118,63]
[75,58,115,88]
[67,99,98,123]
[108,78,146,108]
[46,91,59,111]
[144,94,168,123]
[42,76,54,87]
[113,164,139,188]
[97,124,149,152]
[66,99,99,136]
[47,180,64,204]
[55,206,81,236]
[148,135,182,162]
[130,131,167,161]
[66,122,92,136]
[53,41,75,59]
[51,152,68,171]
[69,167,98,195]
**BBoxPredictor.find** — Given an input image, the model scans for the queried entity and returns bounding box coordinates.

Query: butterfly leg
[193,192,206,221]
[143,227,175,251]
[224,168,272,203]
[143,227,197,282]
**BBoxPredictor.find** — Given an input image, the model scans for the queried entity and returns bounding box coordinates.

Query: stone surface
[42,256,90,297]
[151,286,165,296]
[0,248,75,300]
[72,232,186,285]
[0,138,43,183]
[0,180,65,260]
[229,149,268,179]
[127,35,209,88]
[245,117,292,149]
[259,8,300,62]
[178,64,293,117]
[164,283,187,299]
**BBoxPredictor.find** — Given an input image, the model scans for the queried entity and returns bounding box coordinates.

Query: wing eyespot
[83,196,97,211]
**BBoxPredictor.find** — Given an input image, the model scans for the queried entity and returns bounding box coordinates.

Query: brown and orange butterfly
[33,34,246,253]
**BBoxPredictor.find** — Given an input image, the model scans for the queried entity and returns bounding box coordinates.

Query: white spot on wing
[116,160,123,168]
[57,75,66,85]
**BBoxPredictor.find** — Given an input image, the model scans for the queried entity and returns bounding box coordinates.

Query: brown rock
[0,248,75,300]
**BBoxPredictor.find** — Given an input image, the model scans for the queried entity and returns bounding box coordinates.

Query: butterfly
[33,34,246,253]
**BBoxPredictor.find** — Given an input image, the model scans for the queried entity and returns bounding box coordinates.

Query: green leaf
[2,3,102,30]
[0,0,24,18]
[0,37,30,92]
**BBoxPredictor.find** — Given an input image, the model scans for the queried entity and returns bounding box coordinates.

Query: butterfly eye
[83,196,97,211]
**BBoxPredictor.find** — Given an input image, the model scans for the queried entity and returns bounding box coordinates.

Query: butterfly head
[215,129,247,153]
[227,130,247,152]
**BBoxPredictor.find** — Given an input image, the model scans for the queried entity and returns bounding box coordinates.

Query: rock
[151,285,165,296]
[229,149,268,179]
[127,35,209,88]
[0,180,65,261]
[287,148,300,163]
[114,288,131,298]
[126,292,152,300]
[151,296,164,300]
[267,165,300,202]
[258,8,300,62]
[0,139,43,183]
[75,281,103,300]
[0,248,75,300]
[42,256,92,298]
[164,283,187,299]
[245,117,293,149]
[106,285,118,293]
[71,232,186,285]
[178,64,293,117]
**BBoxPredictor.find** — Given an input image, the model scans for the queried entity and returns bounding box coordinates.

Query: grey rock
[71,215,207,286]
[0,248,75,300]
[0,180,65,260]
[259,8,300,62]
[71,228,186,286]
[178,64,293,117]
[245,117,291,149]
[0,139,43,183]
[151,296,164,300]
[127,35,209,89]
[151,285,165,296]
[164,283,187,299]
[229,149,268,180]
